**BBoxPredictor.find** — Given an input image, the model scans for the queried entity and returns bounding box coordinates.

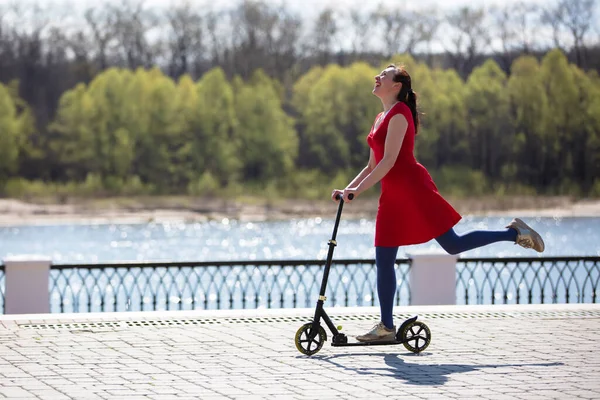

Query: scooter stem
[317,195,349,297]
[310,194,353,339]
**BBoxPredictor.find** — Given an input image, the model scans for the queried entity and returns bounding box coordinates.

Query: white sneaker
[356,322,395,342]
[506,218,545,252]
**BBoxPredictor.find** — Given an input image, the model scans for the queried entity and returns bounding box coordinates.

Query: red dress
[367,102,461,247]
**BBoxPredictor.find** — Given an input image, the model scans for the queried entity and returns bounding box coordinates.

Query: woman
[331,64,545,342]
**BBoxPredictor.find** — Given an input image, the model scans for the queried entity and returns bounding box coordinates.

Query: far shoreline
[1,196,599,227]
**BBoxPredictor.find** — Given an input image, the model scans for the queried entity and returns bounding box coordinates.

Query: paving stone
[0,304,598,399]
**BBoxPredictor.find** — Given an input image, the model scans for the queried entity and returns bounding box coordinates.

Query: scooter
[294,194,431,356]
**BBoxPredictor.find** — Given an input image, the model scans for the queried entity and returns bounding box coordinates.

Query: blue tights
[376,226,517,329]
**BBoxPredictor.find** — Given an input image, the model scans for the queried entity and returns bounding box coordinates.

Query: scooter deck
[331,340,405,347]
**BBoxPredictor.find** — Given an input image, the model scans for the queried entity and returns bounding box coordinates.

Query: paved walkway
[0,303,599,399]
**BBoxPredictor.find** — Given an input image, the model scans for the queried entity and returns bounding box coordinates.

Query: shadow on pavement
[309,352,563,386]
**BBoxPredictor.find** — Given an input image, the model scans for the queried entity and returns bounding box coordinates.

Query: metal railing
[0,266,4,313]
[1,256,598,313]
[49,259,411,313]
[457,257,600,305]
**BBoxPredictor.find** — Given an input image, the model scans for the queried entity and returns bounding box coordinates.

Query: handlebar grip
[335,193,354,201]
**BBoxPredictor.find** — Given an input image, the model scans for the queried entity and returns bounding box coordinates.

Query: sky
[1,0,580,53]
[8,0,550,14]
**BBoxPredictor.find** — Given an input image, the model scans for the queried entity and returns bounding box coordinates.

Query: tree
[346,9,376,57]
[490,2,540,72]
[291,66,325,169]
[234,69,298,182]
[295,62,380,173]
[585,70,600,192]
[229,0,276,78]
[557,0,597,68]
[86,68,135,181]
[125,68,183,190]
[464,59,511,179]
[297,64,351,172]
[48,83,97,180]
[417,67,468,169]
[111,0,157,69]
[226,0,301,80]
[164,1,204,79]
[539,49,581,188]
[414,10,441,65]
[84,5,116,71]
[507,55,549,186]
[0,82,24,184]
[570,66,600,189]
[308,8,338,66]
[373,7,436,57]
[340,63,382,169]
[193,68,240,186]
[513,2,541,54]
[444,6,491,77]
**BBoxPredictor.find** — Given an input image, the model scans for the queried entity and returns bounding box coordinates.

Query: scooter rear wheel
[295,323,327,356]
[400,321,431,353]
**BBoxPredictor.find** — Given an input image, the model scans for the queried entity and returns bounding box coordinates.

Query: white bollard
[3,256,52,314]
[408,252,457,305]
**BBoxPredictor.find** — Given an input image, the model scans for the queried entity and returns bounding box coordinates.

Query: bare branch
[558,0,597,66]
[541,3,565,50]
[347,9,376,55]
[373,6,409,56]
[310,8,338,65]
[444,6,491,76]
[165,1,204,77]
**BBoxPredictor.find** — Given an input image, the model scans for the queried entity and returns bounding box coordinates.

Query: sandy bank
[0,196,599,226]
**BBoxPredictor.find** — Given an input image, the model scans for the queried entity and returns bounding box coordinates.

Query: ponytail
[405,89,420,135]
[396,84,420,135]
[389,64,421,135]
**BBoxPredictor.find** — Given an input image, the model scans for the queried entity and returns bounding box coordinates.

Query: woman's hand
[343,187,359,202]
[331,189,344,202]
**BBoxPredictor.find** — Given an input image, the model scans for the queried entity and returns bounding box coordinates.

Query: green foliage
[298,64,352,172]
[48,83,96,180]
[0,84,20,182]
[296,63,379,174]
[590,179,600,197]
[292,66,324,112]
[2,175,154,199]
[344,63,384,168]
[507,56,549,186]
[5,49,600,201]
[234,69,298,181]
[465,59,511,179]
[193,68,240,185]
[380,54,418,76]
[586,76,600,188]
[429,166,489,197]
[188,171,221,197]
[539,50,582,186]
[3,178,54,198]
[0,81,32,184]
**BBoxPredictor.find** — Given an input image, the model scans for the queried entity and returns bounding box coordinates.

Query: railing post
[3,256,51,314]
[408,252,457,305]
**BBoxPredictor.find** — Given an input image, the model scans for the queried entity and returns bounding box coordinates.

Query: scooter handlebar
[335,193,354,201]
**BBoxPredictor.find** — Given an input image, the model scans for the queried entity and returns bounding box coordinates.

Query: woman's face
[373,67,400,97]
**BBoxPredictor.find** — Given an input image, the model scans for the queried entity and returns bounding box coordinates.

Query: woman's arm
[344,114,408,200]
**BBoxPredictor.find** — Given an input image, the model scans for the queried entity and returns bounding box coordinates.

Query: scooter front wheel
[295,323,327,356]
[400,321,431,353]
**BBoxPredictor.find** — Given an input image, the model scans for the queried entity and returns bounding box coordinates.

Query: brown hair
[388,64,420,134]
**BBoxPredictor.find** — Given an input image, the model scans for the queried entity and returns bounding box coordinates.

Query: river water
[1,216,599,263]
[1,216,598,312]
